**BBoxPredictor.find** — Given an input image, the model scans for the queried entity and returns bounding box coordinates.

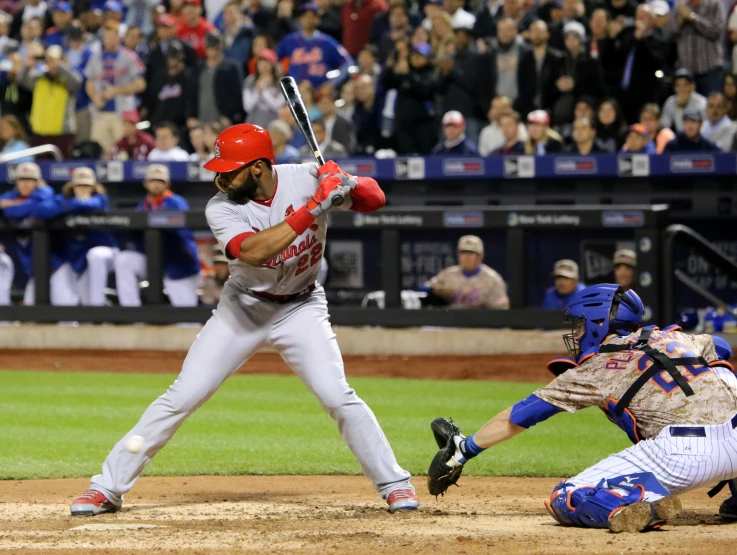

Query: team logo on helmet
[215,145,221,159]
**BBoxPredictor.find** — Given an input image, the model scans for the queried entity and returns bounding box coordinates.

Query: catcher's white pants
[0,252,13,305]
[567,370,737,501]
[90,284,412,502]
[114,250,199,307]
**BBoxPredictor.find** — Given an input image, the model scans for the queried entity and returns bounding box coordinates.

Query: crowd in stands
[0,0,733,161]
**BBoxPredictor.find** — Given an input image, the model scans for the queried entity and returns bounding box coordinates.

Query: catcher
[428,283,737,532]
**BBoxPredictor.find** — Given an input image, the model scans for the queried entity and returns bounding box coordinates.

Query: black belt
[251,284,316,304]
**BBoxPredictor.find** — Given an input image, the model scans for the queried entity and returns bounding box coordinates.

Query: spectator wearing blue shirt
[0,115,33,162]
[113,164,201,307]
[44,1,73,48]
[276,3,353,89]
[542,259,586,310]
[491,111,526,155]
[663,108,722,152]
[620,123,656,154]
[432,110,480,155]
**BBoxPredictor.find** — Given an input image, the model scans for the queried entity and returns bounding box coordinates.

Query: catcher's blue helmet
[563,284,644,360]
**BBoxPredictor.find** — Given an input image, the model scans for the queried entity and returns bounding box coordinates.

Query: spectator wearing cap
[613,248,636,291]
[123,0,160,38]
[542,259,585,310]
[478,95,528,156]
[423,235,509,310]
[702,93,737,152]
[617,3,670,124]
[299,117,347,158]
[524,109,564,154]
[527,20,564,115]
[85,20,146,156]
[491,110,525,155]
[201,245,229,305]
[115,163,201,307]
[44,1,73,48]
[0,162,69,306]
[548,0,589,52]
[111,110,155,160]
[277,3,353,89]
[341,0,388,57]
[188,30,244,130]
[177,0,216,60]
[663,109,721,151]
[268,119,300,163]
[370,0,421,45]
[149,121,191,161]
[553,21,605,125]
[382,41,438,154]
[243,48,284,128]
[65,22,95,144]
[144,40,193,131]
[432,110,479,155]
[661,69,707,132]
[219,1,254,70]
[0,115,32,162]
[567,116,605,154]
[620,123,655,154]
[488,17,536,118]
[9,0,51,41]
[674,0,725,96]
[352,74,382,154]
[315,87,356,153]
[18,44,82,159]
[147,15,197,85]
[437,23,491,144]
[639,102,675,154]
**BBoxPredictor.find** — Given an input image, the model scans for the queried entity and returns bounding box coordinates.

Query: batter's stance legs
[271,292,413,497]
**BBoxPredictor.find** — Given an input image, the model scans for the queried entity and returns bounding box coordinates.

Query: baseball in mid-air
[125,435,145,454]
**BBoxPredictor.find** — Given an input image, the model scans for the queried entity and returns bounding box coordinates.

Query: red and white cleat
[70,489,121,516]
[387,488,420,513]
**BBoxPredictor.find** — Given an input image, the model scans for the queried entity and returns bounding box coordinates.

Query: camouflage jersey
[426,264,509,309]
[534,328,737,439]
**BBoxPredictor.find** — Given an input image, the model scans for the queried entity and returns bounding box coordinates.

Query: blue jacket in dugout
[136,190,200,280]
[32,181,118,275]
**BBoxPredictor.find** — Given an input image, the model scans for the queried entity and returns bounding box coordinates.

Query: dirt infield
[0,350,556,382]
[0,475,734,554]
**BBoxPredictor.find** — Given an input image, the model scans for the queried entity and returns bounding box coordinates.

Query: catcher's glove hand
[427,417,467,497]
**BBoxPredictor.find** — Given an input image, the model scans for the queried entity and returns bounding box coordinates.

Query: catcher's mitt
[427,417,466,497]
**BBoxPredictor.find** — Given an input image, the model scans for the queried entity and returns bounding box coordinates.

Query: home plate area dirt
[1,476,736,554]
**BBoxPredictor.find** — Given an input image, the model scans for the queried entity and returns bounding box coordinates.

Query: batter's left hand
[313,161,350,180]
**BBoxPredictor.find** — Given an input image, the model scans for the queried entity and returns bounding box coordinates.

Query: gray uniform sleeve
[205,195,255,254]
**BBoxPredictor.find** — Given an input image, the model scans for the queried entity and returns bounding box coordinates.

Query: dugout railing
[662,224,737,325]
[0,205,668,328]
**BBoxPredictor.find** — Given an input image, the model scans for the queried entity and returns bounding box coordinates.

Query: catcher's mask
[562,284,644,360]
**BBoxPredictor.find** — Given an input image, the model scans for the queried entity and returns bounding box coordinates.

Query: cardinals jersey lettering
[205,163,328,296]
[534,329,737,439]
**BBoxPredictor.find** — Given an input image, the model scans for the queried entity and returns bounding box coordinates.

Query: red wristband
[285,204,316,235]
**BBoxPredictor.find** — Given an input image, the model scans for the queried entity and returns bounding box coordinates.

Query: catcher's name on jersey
[535,328,737,439]
[205,163,327,296]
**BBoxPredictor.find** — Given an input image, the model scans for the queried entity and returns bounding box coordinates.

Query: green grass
[0,370,630,480]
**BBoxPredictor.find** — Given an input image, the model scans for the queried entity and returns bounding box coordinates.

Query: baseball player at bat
[427,284,737,532]
[70,123,420,516]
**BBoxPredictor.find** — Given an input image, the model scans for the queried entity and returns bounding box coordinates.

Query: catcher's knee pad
[544,481,640,528]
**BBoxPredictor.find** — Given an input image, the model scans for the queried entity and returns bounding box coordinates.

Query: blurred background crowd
[0,0,735,162]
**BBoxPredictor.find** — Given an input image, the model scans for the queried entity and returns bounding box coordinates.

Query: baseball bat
[279,76,344,206]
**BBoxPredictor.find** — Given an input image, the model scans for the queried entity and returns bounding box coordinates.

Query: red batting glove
[317,160,350,179]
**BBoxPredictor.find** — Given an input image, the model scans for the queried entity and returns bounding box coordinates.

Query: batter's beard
[226,172,260,205]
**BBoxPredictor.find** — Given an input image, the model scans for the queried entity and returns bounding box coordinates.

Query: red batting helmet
[203,124,276,173]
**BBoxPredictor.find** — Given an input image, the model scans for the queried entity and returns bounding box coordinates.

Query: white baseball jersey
[205,163,327,296]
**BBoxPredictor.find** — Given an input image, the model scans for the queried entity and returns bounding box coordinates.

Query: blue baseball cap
[52,1,72,12]
[713,335,733,361]
[299,2,319,14]
[411,42,432,57]
[104,0,123,12]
